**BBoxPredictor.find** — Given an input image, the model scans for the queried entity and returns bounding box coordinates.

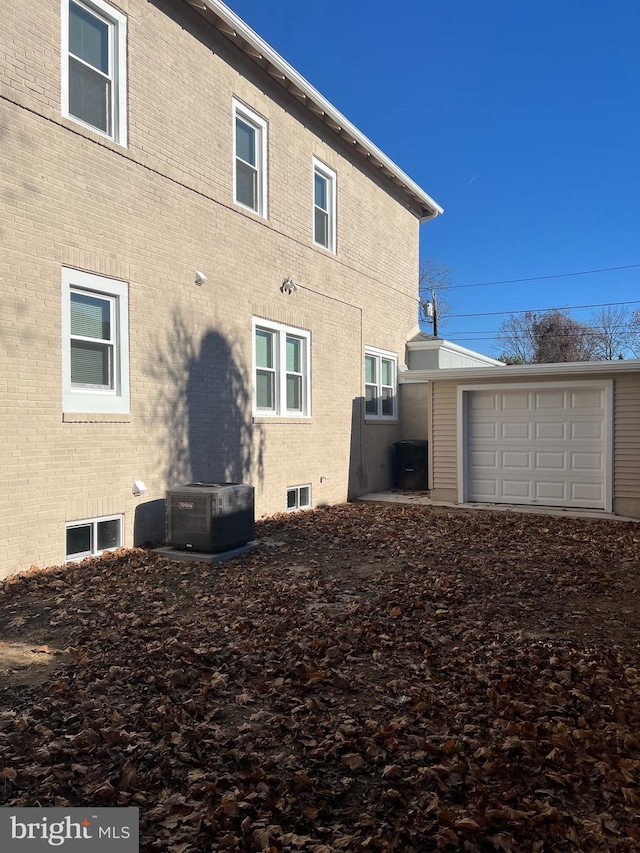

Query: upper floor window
[62,268,130,414]
[233,100,268,217]
[364,347,397,420]
[313,158,336,252]
[253,319,310,417]
[61,0,128,145]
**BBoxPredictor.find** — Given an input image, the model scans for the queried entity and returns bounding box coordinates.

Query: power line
[446,263,640,291]
[447,325,636,338]
[449,299,640,320]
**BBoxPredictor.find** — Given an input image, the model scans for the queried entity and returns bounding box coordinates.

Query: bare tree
[626,308,640,358]
[588,306,633,360]
[419,256,454,332]
[496,311,538,363]
[497,309,598,363]
[533,310,598,363]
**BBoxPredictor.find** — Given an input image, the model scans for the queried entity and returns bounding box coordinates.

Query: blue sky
[227,0,640,357]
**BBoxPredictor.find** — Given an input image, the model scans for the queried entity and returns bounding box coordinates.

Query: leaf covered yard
[1,504,639,852]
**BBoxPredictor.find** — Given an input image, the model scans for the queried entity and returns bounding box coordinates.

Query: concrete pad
[153,541,259,564]
[358,491,638,523]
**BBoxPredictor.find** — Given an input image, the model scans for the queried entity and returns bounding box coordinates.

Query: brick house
[0,0,442,577]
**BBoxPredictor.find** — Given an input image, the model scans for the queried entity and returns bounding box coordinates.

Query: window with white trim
[313,159,336,251]
[253,319,310,417]
[364,348,397,419]
[61,0,128,145]
[233,100,268,216]
[287,485,311,512]
[66,515,123,560]
[62,268,130,414]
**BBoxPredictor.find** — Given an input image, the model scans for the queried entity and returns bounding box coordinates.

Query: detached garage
[399,358,640,520]
[464,383,610,510]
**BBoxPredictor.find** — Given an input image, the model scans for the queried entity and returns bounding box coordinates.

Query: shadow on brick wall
[347,396,365,500]
[133,499,165,547]
[139,311,265,545]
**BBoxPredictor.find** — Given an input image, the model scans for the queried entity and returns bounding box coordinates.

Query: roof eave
[400,359,640,384]
[186,0,443,220]
[407,338,506,365]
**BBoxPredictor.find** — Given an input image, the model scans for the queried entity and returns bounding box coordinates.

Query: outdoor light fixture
[195,270,208,285]
[132,480,148,497]
[281,276,300,294]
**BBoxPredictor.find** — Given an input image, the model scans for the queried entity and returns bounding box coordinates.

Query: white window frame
[287,485,312,512]
[364,347,398,421]
[65,514,123,561]
[233,99,268,217]
[61,0,128,145]
[62,268,130,414]
[312,158,336,252]
[252,318,311,418]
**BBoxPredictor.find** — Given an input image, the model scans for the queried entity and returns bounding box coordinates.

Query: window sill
[234,200,267,220]
[60,114,127,151]
[312,241,336,255]
[253,416,313,425]
[63,413,131,423]
[365,418,399,425]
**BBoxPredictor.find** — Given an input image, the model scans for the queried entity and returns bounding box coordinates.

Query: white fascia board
[400,359,640,384]
[188,0,443,220]
[407,338,506,366]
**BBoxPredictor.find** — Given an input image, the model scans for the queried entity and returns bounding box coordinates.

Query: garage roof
[400,358,640,383]
[185,0,443,221]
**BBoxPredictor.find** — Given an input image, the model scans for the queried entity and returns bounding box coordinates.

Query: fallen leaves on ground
[1,503,639,852]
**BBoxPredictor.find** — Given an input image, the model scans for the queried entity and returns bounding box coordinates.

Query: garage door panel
[470,422,498,439]
[470,450,498,468]
[535,421,565,439]
[500,391,530,411]
[535,451,566,470]
[502,422,530,439]
[535,481,566,501]
[502,480,531,499]
[467,386,607,510]
[535,390,566,409]
[571,482,603,502]
[502,451,531,468]
[472,479,498,498]
[571,421,602,440]
[471,393,499,411]
[572,389,604,409]
[571,451,603,471]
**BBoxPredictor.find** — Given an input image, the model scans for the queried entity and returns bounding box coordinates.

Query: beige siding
[399,384,430,441]
[431,381,458,496]
[0,0,423,576]
[425,371,640,518]
[614,375,640,500]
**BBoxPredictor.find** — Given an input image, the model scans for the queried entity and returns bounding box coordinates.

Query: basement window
[287,485,311,512]
[66,515,122,560]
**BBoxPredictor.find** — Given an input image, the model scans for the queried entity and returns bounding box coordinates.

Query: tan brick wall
[0,0,423,576]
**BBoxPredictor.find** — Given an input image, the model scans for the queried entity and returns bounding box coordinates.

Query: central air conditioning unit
[166,483,255,553]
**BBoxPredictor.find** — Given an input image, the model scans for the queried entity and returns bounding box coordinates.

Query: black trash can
[393,440,428,490]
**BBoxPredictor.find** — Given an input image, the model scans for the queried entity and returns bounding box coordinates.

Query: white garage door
[467,385,607,509]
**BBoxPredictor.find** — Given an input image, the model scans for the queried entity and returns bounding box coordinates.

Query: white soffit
[407,337,506,366]
[185,0,443,221]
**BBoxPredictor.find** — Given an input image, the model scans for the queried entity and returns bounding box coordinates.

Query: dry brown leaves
[1,503,639,852]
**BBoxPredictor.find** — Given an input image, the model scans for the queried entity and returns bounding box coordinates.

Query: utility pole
[432,291,439,338]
